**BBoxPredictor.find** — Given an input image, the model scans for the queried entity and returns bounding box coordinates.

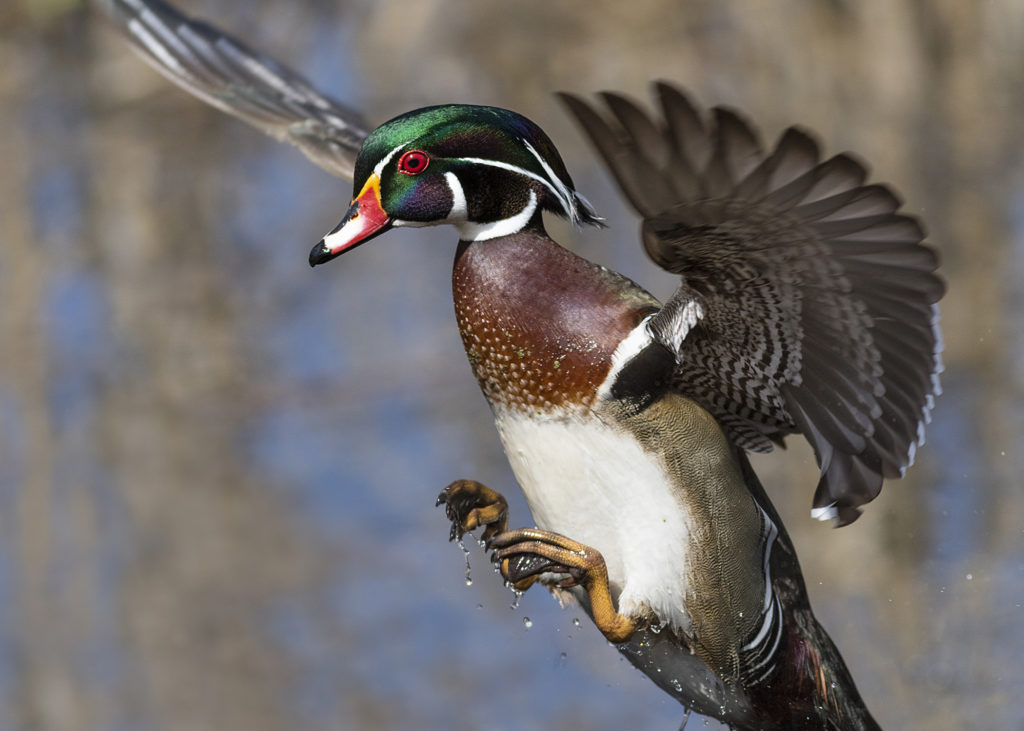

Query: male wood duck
[99,1,944,728]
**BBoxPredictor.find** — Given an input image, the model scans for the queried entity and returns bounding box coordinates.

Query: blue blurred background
[1,1,1022,729]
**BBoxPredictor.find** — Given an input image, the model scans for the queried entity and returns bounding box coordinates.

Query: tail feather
[735,450,882,730]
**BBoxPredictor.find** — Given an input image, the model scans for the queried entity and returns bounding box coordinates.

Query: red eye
[398,150,429,175]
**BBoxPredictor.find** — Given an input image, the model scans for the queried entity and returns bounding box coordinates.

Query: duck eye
[398,150,429,175]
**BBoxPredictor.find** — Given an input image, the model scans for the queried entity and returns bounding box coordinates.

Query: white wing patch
[661,300,704,353]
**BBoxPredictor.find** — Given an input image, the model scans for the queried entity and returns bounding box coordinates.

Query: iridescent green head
[309,104,601,265]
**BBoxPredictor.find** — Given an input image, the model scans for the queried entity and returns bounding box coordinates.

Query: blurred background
[1,0,1022,729]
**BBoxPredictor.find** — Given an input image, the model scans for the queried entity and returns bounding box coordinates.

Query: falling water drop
[458,539,472,586]
[677,708,692,731]
[523,617,533,630]
[572,617,581,627]
[510,589,523,610]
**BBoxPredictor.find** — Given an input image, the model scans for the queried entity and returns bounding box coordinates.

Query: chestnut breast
[452,232,660,413]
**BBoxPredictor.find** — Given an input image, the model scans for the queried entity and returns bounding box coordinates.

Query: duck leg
[437,480,638,644]
[436,479,509,542]
[489,529,638,644]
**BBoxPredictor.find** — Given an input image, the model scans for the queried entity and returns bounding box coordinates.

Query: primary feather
[93,0,369,179]
[560,83,944,525]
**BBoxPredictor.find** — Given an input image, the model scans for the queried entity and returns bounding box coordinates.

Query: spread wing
[559,83,944,526]
[94,0,369,180]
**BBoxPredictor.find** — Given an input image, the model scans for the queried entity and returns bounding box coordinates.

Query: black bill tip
[309,240,336,268]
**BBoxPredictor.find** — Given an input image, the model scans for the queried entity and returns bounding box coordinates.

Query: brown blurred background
[1,1,1022,729]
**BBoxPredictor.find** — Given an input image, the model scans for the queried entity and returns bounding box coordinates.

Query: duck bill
[309,174,392,267]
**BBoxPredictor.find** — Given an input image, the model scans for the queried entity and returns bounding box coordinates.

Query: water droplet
[559,651,567,662]
[510,589,523,610]
[523,617,533,629]
[458,539,472,587]
[650,622,662,634]
[476,603,483,610]
[572,617,581,627]
[677,708,691,730]
[966,573,974,581]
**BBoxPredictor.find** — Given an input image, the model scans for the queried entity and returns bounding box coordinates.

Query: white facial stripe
[454,154,571,217]
[444,171,468,222]
[441,171,536,241]
[456,189,538,242]
[376,144,431,230]
[522,139,577,221]
[373,143,408,178]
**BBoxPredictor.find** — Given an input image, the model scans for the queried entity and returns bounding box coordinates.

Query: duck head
[309,104,602,266]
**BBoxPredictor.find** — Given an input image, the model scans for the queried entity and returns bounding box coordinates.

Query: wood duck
[99,1,944,728]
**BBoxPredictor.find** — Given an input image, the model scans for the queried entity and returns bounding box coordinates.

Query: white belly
[494,408,693,633]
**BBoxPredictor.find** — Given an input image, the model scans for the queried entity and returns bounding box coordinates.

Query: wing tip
[811,503,839,523]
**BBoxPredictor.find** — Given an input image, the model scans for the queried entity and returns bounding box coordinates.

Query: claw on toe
[436,479,509,542]
[489,528,639,644]
[436,486,638,644]
[501,552,578,590]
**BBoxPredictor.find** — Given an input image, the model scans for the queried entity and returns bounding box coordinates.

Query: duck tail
[735,450,882,731]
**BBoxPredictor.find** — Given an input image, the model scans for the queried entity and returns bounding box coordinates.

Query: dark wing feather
[93,0,369,180]
[559,82,944,526]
